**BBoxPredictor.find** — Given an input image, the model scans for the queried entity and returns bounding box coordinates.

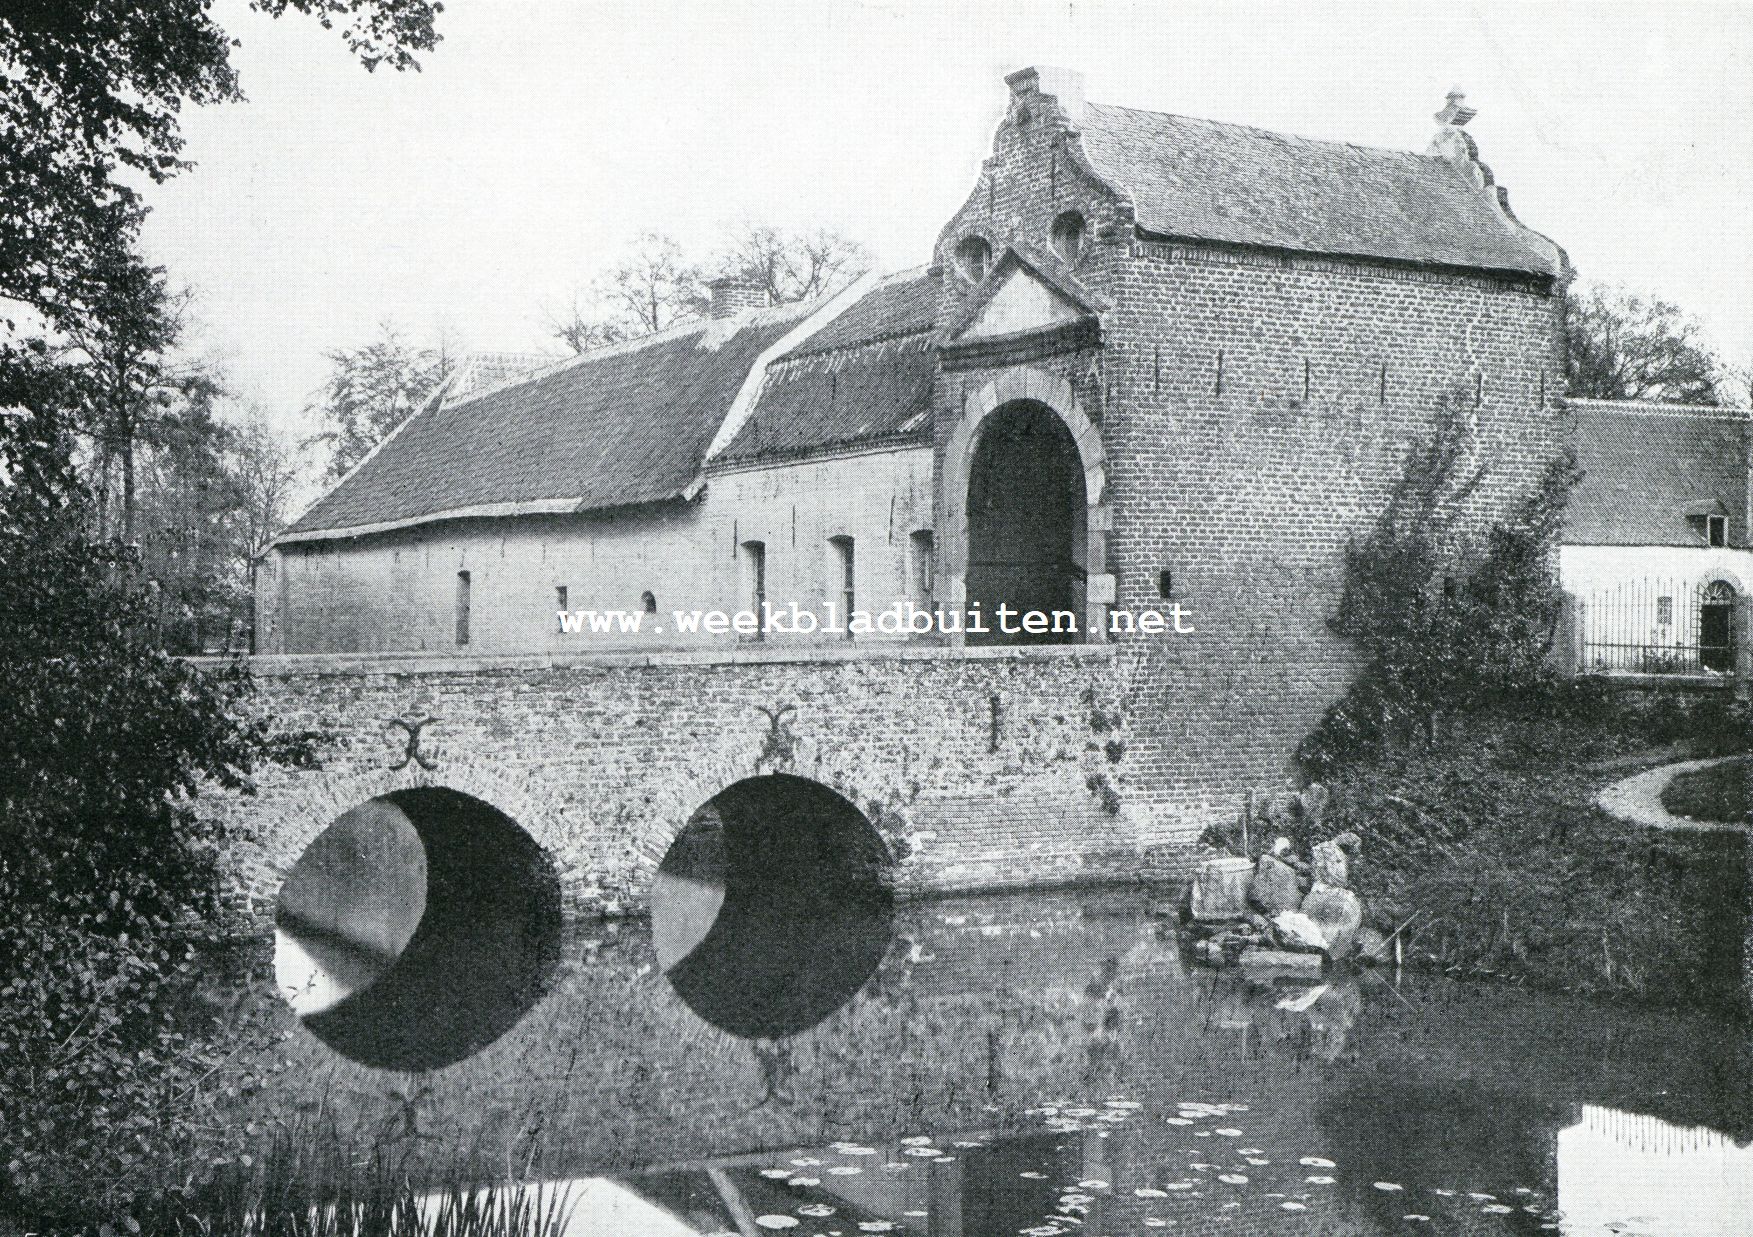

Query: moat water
[267,883,1753,1236]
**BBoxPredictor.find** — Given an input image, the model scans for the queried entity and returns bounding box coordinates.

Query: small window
[1050,210,1086,264]
[955,235,992,284]
[455,571,471,646]
[740,540,767,640]
[1707,514,1727,547]
[829,535,855,638]
[555,585,568,632]
[641,590,657,614]
[1657,596,1673,626]
[909,530,935,601]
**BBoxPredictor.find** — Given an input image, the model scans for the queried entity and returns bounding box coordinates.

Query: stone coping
[188,641,1117,679]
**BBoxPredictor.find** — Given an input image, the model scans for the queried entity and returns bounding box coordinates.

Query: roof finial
[1435,87,1477,128]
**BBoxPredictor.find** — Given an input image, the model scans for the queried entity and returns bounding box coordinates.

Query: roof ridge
[1085,100,1434,163]
[434,300,820,417]
[776,325,935,364]
[1568,397,1751,421]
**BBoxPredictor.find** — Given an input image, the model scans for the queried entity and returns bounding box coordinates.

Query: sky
[139,0,1753,436]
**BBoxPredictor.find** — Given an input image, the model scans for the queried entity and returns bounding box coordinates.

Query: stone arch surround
[941,367,1114,643]
[206,644,1146,939]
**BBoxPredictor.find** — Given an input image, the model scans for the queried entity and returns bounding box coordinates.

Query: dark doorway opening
[966,400,1085,645]
[1699,582,1736,673]
[653,775,893,1039]
[274,787,561,1071]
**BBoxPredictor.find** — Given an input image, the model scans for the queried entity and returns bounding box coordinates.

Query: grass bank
[1207,685,1750,1011]
[1662,755,1753,825]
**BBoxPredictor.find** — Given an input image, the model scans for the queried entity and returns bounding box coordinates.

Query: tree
[545,225,869,354]
[56,243,223,544]
[307,323,453,480]
[713,223,868,304]
[1564,284,1723,405]
[230,406,306,565]
[0,1,441,332]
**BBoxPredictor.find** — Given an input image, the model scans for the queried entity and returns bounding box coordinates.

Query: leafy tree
[1300,390,1582,774]
[0,1,441,330]
[307,323,453,480]
[1564,284,1723,405]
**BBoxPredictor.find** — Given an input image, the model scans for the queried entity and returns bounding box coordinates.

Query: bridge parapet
[194,642,1210,935]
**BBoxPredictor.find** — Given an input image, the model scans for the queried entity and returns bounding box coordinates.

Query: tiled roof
[714,269,940,465]
[1565,399,1750,546]
[782,267,940,357]
[1078,103,1561,277]
[284,306,814,538]
[437,352,558,406]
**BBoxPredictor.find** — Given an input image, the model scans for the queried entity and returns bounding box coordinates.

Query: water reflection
[252,888,1749,1235]
[1558,1106,1753,1235]
[654,775,894,1039]
[273,787,561,1071]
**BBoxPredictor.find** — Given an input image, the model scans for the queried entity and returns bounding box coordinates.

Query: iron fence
[1577,576,1739,676]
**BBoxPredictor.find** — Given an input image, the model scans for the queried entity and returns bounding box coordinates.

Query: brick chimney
[1004,65,1086,126]
[707,276,769,320]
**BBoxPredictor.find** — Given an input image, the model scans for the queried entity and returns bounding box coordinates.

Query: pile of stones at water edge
[1174,832,1390,978]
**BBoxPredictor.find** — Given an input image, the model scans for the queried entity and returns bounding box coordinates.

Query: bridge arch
[230,754,567,924]
[268,779,563,1071]
[942,367,1111,643]
[652,772,896,1039]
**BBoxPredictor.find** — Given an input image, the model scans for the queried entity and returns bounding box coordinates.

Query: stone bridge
[202,642,1194,933]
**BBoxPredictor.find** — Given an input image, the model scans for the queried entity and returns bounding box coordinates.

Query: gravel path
[1595,755,1750,833]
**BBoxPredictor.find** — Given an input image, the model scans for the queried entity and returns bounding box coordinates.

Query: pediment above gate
[941,250,1102,366]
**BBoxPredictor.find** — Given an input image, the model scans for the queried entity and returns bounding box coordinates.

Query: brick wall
[928,69,1568,839]
[209,643,1141,930]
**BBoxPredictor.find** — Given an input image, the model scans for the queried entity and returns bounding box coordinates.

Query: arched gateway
[940,367,1112,644]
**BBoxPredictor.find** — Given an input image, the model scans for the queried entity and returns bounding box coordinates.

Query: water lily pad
[755,1219,799,1231]
[1280,1201,1307,1211]
[1076,1179,1109,1190]
[797,1205,836,1218]
[1306,1175,1335,1185]
[900,1135,933,1146]
[857,1224,896,1233]
[1019,1171,1047,1179]
[1135,1188,1168,1198]
[791,1158,821,1166]
[1214,1128,1242,1137]
[827,1166,862,1176]
[1482,1204,1513,1214]
[1218,1173,1249,1185]
[1373,1182,1404,1192]
[1105,1099,1141,1109]
[789,1177,821,1187]
[1403,1215,1431,1223]
[1299,1157,1335,1168]
[1165,1181,1195,1190]
[760,1169,793,1179]
[1164,1117,1193,1126]
[1245,1157,1270,1166]
[903,1147,942,1157]
[1239,1147,1264,1155]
